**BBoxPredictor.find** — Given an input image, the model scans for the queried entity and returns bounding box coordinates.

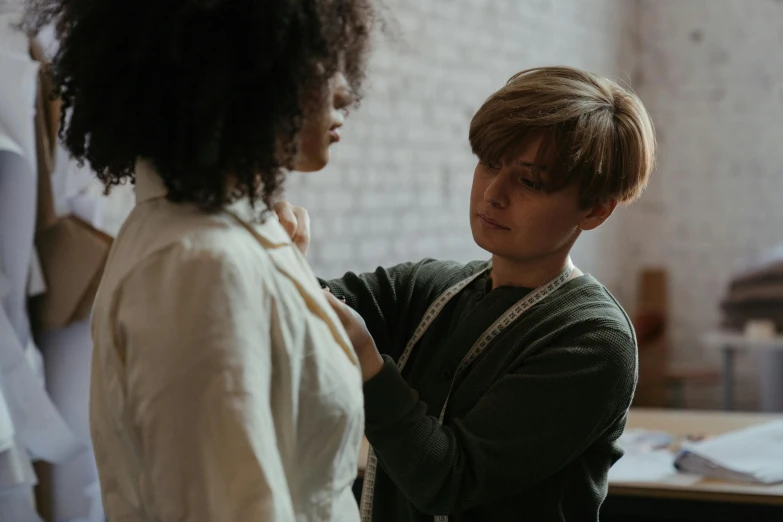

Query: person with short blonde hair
[278,65,656,521]
[470,66,655,208]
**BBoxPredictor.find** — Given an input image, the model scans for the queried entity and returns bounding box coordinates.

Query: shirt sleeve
[320,259,464,358]
[362,320,637,515]
[116,243,295,522]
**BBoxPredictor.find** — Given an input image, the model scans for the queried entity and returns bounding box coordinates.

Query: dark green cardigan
[323,259,637,521]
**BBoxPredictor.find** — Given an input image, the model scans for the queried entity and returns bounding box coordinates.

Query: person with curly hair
[23,1,376,521]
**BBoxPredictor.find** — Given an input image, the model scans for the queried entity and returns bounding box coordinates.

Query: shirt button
[442,368,453,379]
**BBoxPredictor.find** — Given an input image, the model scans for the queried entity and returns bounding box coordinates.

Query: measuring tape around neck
[360,259,581,522]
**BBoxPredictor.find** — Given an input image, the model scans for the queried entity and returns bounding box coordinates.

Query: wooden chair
[632,269,721,408]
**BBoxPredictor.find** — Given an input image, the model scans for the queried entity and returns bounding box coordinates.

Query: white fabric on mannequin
[38,320,104,522]
[1,12,90,519]
[0,131,45,522]
[0,14,39,177]
[26,24,123,522]
[0,55,82,463]
[29,29,115,522]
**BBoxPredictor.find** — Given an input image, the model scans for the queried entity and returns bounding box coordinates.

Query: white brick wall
[626,0,783,407]
[101,0,783,407]
[286,0,640,285]
[97,0,639,287]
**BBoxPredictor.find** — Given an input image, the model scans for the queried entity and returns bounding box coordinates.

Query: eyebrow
[518,161,548,171]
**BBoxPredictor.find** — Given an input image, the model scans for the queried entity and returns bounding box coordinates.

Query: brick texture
[102,1,783,406]
[624,0,783,407]
[100,1,638,288]
[285,0,639,283]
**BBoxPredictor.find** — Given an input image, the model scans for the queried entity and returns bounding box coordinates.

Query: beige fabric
[89,160,363,522]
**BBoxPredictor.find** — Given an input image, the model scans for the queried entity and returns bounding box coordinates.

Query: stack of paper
[609,429,702,485]
[674,421,783,485]
[617,428,674,452]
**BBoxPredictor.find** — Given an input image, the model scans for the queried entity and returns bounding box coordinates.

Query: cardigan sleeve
[362,320,637,514]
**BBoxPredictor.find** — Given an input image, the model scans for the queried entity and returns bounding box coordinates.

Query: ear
[579,199,617,231]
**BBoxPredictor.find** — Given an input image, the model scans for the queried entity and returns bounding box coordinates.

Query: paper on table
[609,449,701,485]
[675,421,783,484]
[611,428,702,485]
[618,428,674,452]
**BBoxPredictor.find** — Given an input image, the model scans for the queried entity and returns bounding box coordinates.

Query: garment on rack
[1,15,86,520]
[38,320,104,522]
[0,124,50,522]
[21,27,129,522]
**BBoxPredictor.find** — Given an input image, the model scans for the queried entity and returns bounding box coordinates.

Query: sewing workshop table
[602,408,783,522]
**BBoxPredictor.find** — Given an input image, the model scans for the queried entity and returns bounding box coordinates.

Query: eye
[520,177,543,191]
[481,162,501,172]
[334,88,355,112]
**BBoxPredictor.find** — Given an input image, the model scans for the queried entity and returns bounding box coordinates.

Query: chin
[470,220,496,255]
[294,151,329,173]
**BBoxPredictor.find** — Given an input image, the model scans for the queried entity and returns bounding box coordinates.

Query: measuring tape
[360,259,581,522]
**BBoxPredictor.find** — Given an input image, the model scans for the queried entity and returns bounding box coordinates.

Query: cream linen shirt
[89,161,364,522]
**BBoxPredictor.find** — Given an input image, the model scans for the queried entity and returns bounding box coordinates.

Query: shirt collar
[134,158,291,246]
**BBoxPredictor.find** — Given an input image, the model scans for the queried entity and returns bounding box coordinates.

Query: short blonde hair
[469,66,656,207]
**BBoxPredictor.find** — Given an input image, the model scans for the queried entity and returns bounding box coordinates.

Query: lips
[478,213,510,230]
[328,122,342,143]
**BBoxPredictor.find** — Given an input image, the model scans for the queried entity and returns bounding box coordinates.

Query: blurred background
[289,0,783,413]
[2,0,783,521]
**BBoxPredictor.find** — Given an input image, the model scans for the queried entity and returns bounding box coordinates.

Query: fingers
[291,206,311,255]
[323,288,347,305]
[273,201,311,256]
[323,290,351,325]
[323,289,349,315]
[273,200,298,239]
[323,288,338,303]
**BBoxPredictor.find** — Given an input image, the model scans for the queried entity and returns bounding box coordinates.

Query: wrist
[361,348,384,383]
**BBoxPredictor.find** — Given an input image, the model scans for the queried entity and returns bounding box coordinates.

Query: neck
[489,252,570,290]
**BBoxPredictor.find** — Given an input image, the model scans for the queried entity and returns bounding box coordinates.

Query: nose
[484,169,510,209]
[331,111,345,128]
[332,72,354,113]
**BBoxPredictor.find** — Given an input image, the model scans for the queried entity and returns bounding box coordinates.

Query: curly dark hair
[24,0,375,211]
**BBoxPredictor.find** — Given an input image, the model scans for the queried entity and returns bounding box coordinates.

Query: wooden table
[603,408,783,521]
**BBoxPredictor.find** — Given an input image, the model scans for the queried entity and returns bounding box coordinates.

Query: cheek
[469,172,486,207]
[294,118,329,171]
[303,114,327,146]
[523,201,582,236]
